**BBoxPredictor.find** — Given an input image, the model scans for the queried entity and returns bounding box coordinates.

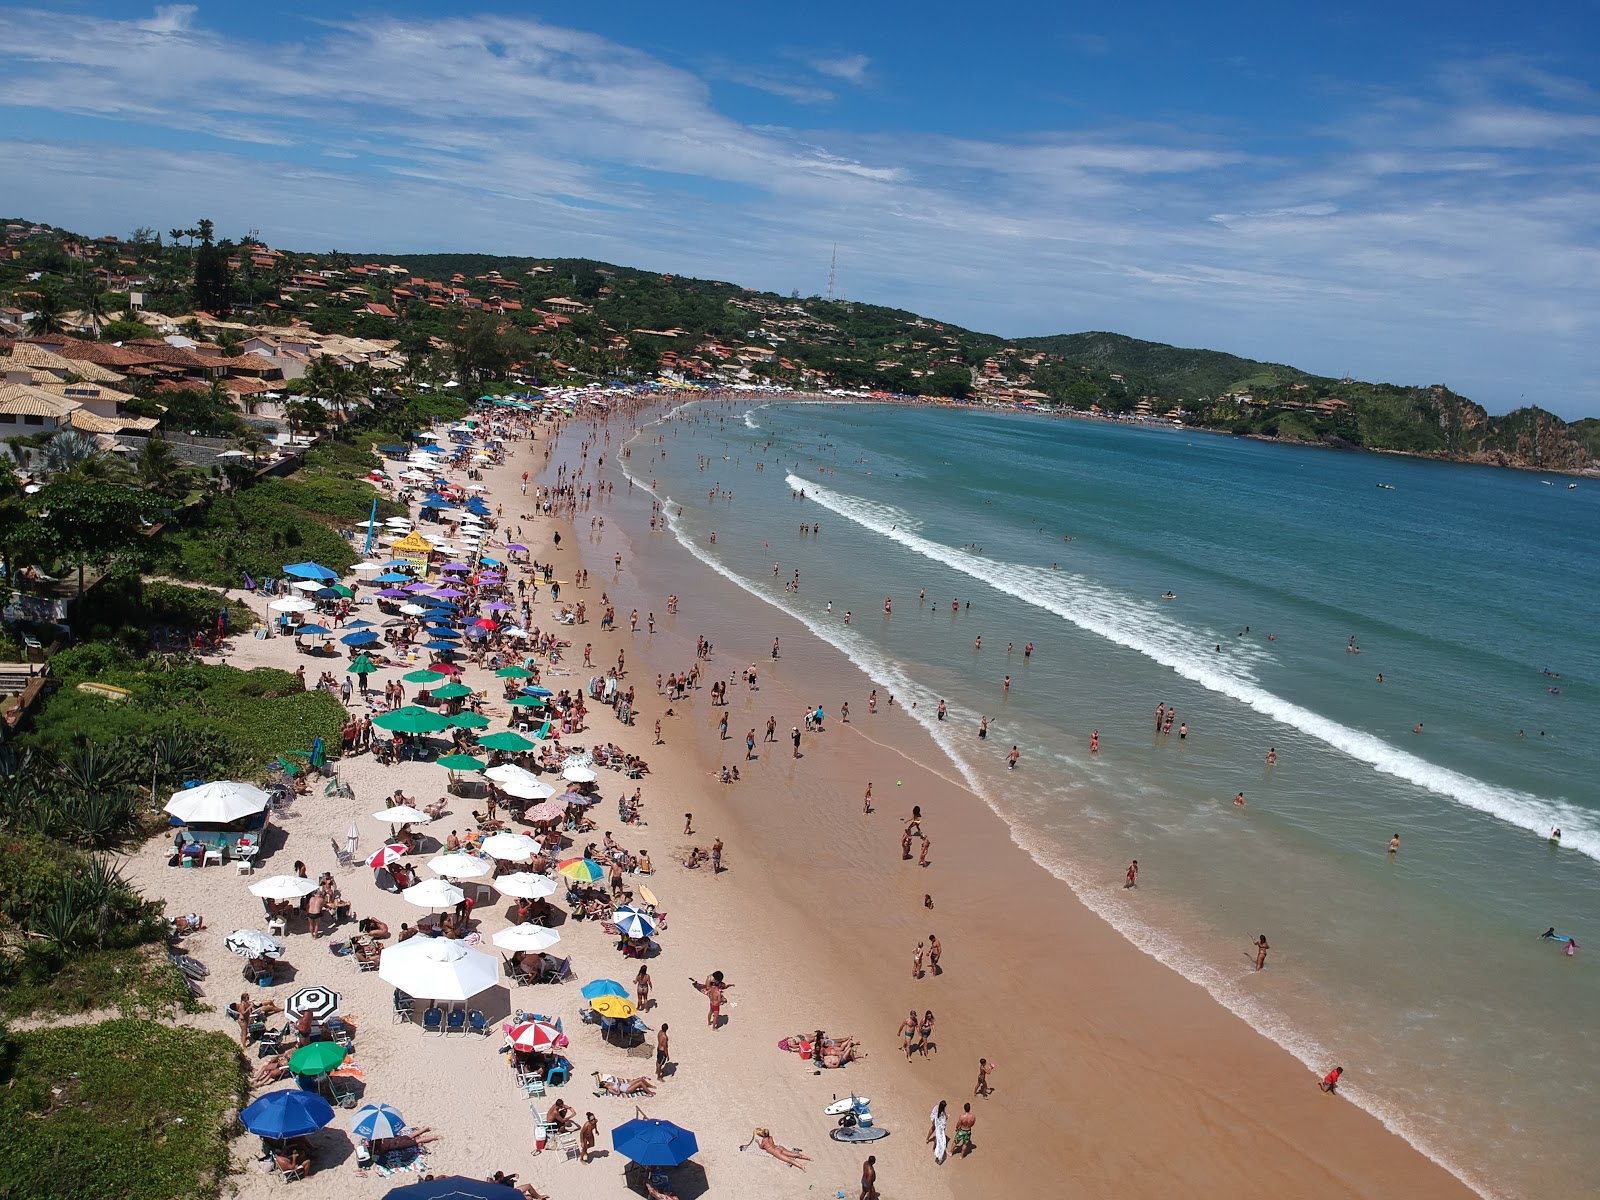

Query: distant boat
[1570,483,1578,490]
[1541,480,1554,486]
[1376,483,1395,490]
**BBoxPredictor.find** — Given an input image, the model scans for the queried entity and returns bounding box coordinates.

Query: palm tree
[78,276,109,338]
[135,436,195,500]
[25,288,65,336]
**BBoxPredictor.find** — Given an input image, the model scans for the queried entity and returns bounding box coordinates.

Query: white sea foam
[742,409,761,430]
[789,474,1598,863]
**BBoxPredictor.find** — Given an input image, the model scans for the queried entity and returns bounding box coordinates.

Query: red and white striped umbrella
[508,1019,563,1051]
[366,843,408,869]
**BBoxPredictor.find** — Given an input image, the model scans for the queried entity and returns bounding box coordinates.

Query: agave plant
[39,430,105,475]
[54,739,130,796]
[35,888,88,949]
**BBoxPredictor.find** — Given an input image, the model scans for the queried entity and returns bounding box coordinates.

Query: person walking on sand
[711,838,723,874]
[901,828,914,860]
[863,781,873,814]
[745,729,756,760]
[928,1099,949,1164]
[635,964,652,1012]
[772,637,780,660]
[765,716,777,742]
[684,813,693,835]
[655,1024,670,1080]
[919,835,932,867]
[792,726,802,758]
[579,1112,598,1161]
[1125,860,1139,889]
[692,971,732,1029]
[974,1057,995,1096]
[861,1154,878,1200]
[954,1103,976,1157]
[1254,934,1269,970]
[929,933,942,974]
[912,942,925,979]
[898,1010,919,1060]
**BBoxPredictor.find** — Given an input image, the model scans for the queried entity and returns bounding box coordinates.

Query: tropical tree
[77,273,110,336]
[135,436,196,500]
[21,476,151,592]
[40,430,105,476]
[24,287,65,336]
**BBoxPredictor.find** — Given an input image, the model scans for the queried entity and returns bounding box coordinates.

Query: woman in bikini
[917,1009,936,1057]
[635,964,653,1012]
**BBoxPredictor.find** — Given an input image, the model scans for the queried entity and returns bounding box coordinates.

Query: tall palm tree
[135,436,195,500]
[25,289,65,336]
[78,276,109,338]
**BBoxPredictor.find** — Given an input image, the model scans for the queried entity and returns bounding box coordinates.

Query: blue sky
[2,2,1598,417]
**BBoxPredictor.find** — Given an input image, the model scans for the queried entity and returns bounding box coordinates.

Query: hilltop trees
[191,218,232,314]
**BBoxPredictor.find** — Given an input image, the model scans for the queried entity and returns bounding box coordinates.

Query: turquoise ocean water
[621,399,1598,1199]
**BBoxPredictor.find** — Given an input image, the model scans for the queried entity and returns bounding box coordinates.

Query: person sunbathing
[252,1054,292,1087]
[749,1127,811,1170]
[171,913,205,934]
[274,1146,313,1177]
[592,1072,656,1097]
[370,1128,439,1154]
[490,1171,549,1200]
[424,797,448,819]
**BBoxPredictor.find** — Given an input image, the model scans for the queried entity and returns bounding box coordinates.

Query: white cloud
[0,11,1595,415]
[810,54,870,86]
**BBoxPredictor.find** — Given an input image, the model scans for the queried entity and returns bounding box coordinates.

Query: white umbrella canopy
[225,929,286,959]
[493,872,558,900]
[561,764,598,784]
[402,877,465,909]
[372,805,434,825]
[491,925,561,953]
[290,579,325,593]
[379,936,499,1001]
[352,560,385,574]
[248,874,320,901]
[483,764,555,800]
[268,596,315,613]
[166,780,271,824]
[479,832,540,861]
[428,853,493,880]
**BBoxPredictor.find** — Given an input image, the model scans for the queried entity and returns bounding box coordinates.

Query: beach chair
[330,837,354,870]
[555,1127,581,1160]
[519,1071,546,1098]
[545,1057,571,1088]
[422,1005,443,1035]
[467,1009,489,1037]
[392,990,415,1024]
[325,1077,359,1109]
[444,1006,466,1036]
[539,955,573,985]
[507,959,533,987]
[277,1158,307,1183]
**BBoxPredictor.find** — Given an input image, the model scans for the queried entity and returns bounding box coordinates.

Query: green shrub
[0,1020,244,1199]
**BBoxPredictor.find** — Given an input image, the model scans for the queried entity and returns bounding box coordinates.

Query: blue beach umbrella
[379,445,408,454]
[580,978,629,1001]
[611,1117,699,1167]
[522,686,553,698]
[382,1178,523,1200]
[341,630,380,646]
[349,1102,408,1140]
[282,562,337,581]
[612,907,657,939]
[241,1089,335,1140]
[425,641,458,653]
[344,619,376,629]
[375,572,413,583]
[427,629,461,641]
[295,624,331,636]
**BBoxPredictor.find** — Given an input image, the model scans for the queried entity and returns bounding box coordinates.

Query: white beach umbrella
[268,596,315,613]
[166,780,271,824]
[352,560,385,575]
[561,764,598,784]
[401,877,465,909]
[290,579,324,593]
[398,603,427,616]
[225,929,286,959]
[483,764,555,800]
[379,936,499,1001]
[493,872,558,900]
[428,852,493,880]
[371,805,433,825]
[491,925,561,953]
[479,832,541,862]
[248,874,320,901]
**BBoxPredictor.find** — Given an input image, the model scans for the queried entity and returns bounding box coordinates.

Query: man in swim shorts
[953,1104,976,1156]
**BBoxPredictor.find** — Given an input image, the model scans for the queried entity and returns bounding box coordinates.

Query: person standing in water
[1253,934,1269,970]
[1124,860,1139,889]
[1388,833,1400,853]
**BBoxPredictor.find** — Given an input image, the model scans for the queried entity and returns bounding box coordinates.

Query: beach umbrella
[580,978,629,1002]
[589,995,636,1020]
[506,1017,563,1051]
[372,805,433,825]
[436,753,485,772]
[426,628,462,641]
[484,763,555,799]
[377,588,412,599]
[166,780,270,824]
[440,563,470,573]
[382,1177,523,1200]
[610,1117,698,1168]
[341,630,380,646]
[428,661,463,675]
[476,730,533,752]
[248,874,320,901]
[285,985,341,1022]
[367,843,409,869]
[561,764,598,784]
[425,641,459,653]
[241,1090,334,1140]
[446,711,489,730]
[374,572,414,583]
[612,907,657,939]
[428,852,493,880]
[479,832,540,861]
[431,681,473,700]
[347,655,379,674]
[268,596,315,613]
[404,669,446,685]
[399,603,428,616]
[295,623,332,636]
[521,799,566,824]
[556,858,605,884]
[492,925,561,954]
[283,562,337,581]
[373,706,450,735]
[509,695,546,709]
[349,1103,408,1141]
[289,579,324,593]
[555,790,593,808]
[289,1041,347,1077]
[401,877,465,909]
[432,587,467,599]
[379,936,498,1001]
[345,618,376,629]
[505,543,527,553]
[522,686,553,698]
[493,872,558,900]
[225,929,286,959]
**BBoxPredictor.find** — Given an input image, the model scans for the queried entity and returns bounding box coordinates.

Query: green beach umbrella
[495,665,533,679]
[477,731,535,752]
[347,655,378,675]
[437,753,486,772]
[289,1041,347,1076]
[404,669,447,685]
[510,695,546,708]
[432,682,474,700]
[372,706,450,734]
[328,584,354,598]
[447,711,490,730]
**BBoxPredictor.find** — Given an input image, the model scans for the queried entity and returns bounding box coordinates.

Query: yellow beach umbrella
[589,995,636,1020]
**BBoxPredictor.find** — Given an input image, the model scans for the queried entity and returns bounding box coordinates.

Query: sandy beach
[127,397,1482,1200]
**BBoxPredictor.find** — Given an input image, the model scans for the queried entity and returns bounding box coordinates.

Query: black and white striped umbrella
[284,985,340,1022]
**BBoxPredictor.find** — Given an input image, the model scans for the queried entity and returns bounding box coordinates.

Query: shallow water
[617,399,1599,1199]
